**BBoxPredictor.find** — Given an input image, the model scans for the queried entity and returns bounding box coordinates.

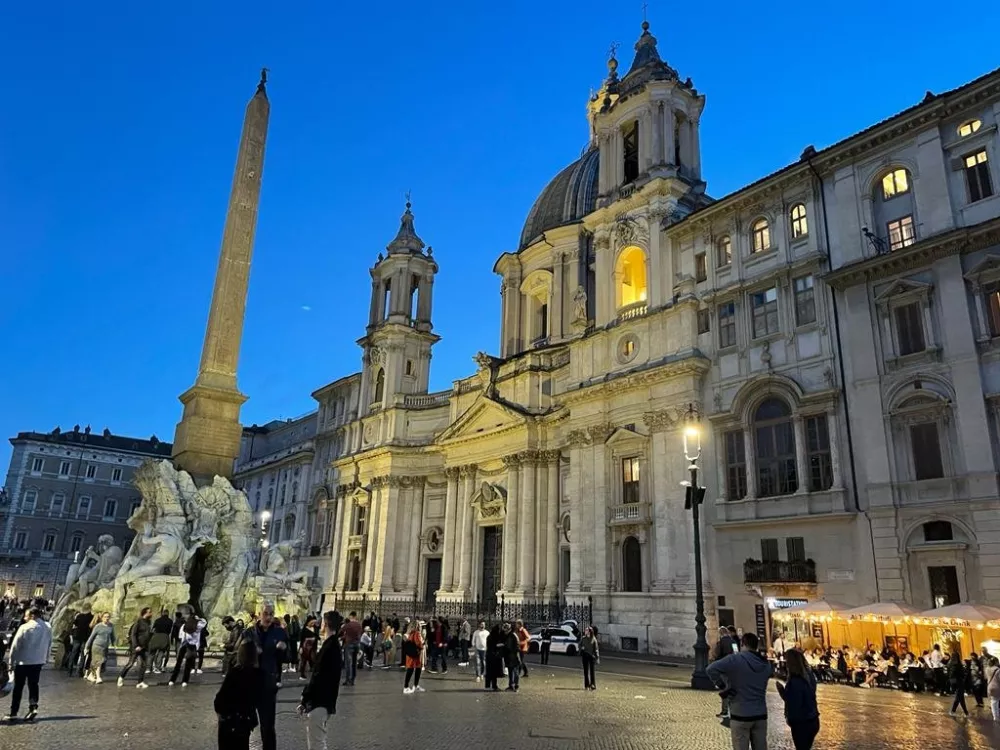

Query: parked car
[527,625,578,655]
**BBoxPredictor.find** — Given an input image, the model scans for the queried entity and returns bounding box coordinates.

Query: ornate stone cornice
[642,404,701,432]
[444,466,462,480]
[559,356,711,406]
[501,454,522,469]
[459,463,478,479]
[587,423,615,442]
[565,429,591,448]
[538,449,561,463]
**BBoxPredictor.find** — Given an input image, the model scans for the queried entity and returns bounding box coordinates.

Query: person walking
[502,623,521,692]
[713,626,737,718]
[66,607,93,676]
[2,607,52,723]
[516,619,531,677]
[83,613,116,684]
[169,614,206,687]
[118,606,153,689]
[985,656,1000,721]
[706,632,774,750]
[579,626,600,691]
[298,617,318,680]
[214,640,273,750]
[402,620,425,694]
[540,625,552,666]
[949,649,970,717]
[472,621,488,682]
[485,624,503,691]
[299,611,343,750]
[149,608,174,674]
[777,649,820,750]
[339,611,362,686]
[196,622,210,674]
[458,617,471,667]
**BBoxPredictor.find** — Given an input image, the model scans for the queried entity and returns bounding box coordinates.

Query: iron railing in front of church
[326,593,593,628]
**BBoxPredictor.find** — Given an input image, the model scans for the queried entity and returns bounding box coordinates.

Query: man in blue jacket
[706,632,774,750]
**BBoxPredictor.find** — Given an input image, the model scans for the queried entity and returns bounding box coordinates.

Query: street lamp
[681,404,713,690]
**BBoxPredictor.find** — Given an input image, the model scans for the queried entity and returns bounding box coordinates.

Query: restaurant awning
[915,603,1000,627]
[842,602,922,621]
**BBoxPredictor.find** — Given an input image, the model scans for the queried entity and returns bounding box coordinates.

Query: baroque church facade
[234,23,1000,655]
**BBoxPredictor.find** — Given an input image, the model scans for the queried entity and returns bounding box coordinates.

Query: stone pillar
[417,273,433,324]
[545,453,560,599]
[441,467,460,592]
[647,211,663,308]
[518,455,537,594]
[595,234,612,326]
[590,427,611,593]
[639,111,651,172]
[501,455,520,592]
[373,478,400,592]
[565,443,583,592]
[392,484,410,587]
[368,279,380,326]
[690,117,701,180]
[743,427,757,501]
[500,280,510,357]
[793,416,809,495]
[333,496,352,590]
[652,102,663,165]
[598,133,610,193]
[405,479,426,592]
[828,412,844,491]
[551,250,564,340]
[329,495,346,588]
[456,465,477,596]
[679,116,691,172]
[664,109,676,166]
[362,484,381,590]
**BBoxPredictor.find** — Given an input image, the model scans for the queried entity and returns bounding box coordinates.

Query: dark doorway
[481,526,503,601]
[561,549,571,592]
[928,565,960,608]
[622,536,642,592]
[348,554,361,591]
[424,558,442,602]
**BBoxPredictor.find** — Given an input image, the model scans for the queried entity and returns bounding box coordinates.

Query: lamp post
[257,510,271,573]
[682,404,713,690]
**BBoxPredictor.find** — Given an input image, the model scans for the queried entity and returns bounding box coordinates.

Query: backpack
[402,639,419,659]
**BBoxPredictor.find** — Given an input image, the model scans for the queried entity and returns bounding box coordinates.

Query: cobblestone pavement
[2,660,999,750]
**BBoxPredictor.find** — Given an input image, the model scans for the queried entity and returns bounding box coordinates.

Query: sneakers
[426,669,438,674]
[136,682,149,689]
[94,677,103,684]
[195,669,204,674]
[118,677,125,687]
[24,709,37,722]
[181,682,188,688]
[2,715,18,723]
[415,685,426,692]
[458,662,469,667]
[476,676,482,682]
[403,687,413,694]
[152,668,162,674]
[276,682,283,689]
[168,681,175,687]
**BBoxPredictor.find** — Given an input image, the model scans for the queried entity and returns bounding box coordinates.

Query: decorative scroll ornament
[614,211,645,247]
[425,527,443,553]
[470,481,507,524]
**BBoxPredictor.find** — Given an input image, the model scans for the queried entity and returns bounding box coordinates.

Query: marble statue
[51,534,124,632]
[245,533,311,617]
[572,285,588,326]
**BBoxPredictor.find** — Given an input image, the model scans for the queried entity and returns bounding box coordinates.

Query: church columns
[690,117,701,180]
[333,496,352,590]
[500,281,510,357]
[368,279,380,326]
[664,110,676,166]
[456,465,477,595]
[372,477,400,592]
[679,116,692,174]
[518,455,537,593]
[647,210,664,307]
[362,485,381,590]
[405,478,426,593]
[544,452,560,599]
[565,443,583,593]
[501,455,520,591]
[743,426,757,502]
[598,132,610,194]
[329,494,347,589]
[595,233,612,326]
[441,467,461,592]
[652,102,664,165]
[644,414,691,588]
[551,250,564,340]
[589,426,612,593]
[639,111,653,172]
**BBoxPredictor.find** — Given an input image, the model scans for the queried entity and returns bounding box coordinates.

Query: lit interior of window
[965,151,988,168]
[881,169,909,199]
[958,119,982,137]
[618,247,648,306]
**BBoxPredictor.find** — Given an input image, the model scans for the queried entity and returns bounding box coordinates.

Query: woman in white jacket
[986,656,1000,721]
[168,615,206,687]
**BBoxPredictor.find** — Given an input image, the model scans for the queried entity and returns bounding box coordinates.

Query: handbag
[402,639,419,659]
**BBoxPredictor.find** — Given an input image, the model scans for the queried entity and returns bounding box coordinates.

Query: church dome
[519,146,599,250]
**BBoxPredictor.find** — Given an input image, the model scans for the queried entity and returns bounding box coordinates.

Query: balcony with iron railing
[347,534,366,550]
[743,559,817,584]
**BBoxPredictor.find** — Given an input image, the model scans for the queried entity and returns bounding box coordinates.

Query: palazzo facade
[232,23,1000,655]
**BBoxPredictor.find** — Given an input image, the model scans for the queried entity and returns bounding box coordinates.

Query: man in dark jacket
[118,607,153,688]
[299,610,343,750]
[149,609,173,673]
[67,608,93,675]
[712,626,737,718]
[706,632,774,750]
[241,604,286,750]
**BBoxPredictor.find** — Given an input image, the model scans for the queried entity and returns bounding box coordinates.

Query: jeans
[507,662,520,690]
[952,686,969,714]
[67,641,84,673]
[119,649,148,683]
[151,648,170,671]
[520,651,529,676]
[460,639,470,664]
[789,718,819,750]
[582,653,596,689]
[10,664,42,715]
[729,718,768,750]
[306,707,330,750]
[475,649,486,678]
[343,643,359,684]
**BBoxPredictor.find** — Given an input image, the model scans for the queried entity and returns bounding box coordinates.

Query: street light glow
[260,510,271,521]
[684,424,700,439]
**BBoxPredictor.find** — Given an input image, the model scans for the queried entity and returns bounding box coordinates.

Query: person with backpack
[402,620,425,694]
[117,607,153,689]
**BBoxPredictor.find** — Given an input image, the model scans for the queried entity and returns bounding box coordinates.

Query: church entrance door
[480,526,503,605]
[424,558,442,602]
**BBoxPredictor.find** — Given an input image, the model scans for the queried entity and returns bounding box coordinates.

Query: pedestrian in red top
[402,622,425,694]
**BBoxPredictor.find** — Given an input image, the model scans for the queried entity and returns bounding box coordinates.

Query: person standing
[402,620,425,694]
[777,649,820,750]
[713,626,737,718]
[196,622,211,674]
[516,619,531,677]
[339,611,362,686]
[298,617,318,680]
[214,640,273,750]
[299,611,343,750]
[169,615,206,687]
[242,605,288,691]
[502,623,521,692]
[67,607,93,676]
[949,649,970,717]
[2,607,52,723]
[706,632,774,750]
[485,624,503,691]
[149,608,174,674]
[221,617,242,675]
[579,626,599,691]
[458,617,471,667]
[471,621,488,682]
[118,606,153,688]
[286,615,301,673]
[540,625,552,666]
[985,656,1000,721]
[83,613,116,684]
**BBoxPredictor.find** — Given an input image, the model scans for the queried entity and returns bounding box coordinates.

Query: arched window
[717,235,732,267]
[616,246,648,311]
[751,219,771,253]
[283,514,296,541]
[753,398,798,497]
[881,169,910,199]
[622,536,642,592]
[789,204,808,239]
[373,368,385,403]
[958,119,982,137]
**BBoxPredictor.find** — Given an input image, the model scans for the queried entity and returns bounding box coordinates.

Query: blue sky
[1,1,996,471]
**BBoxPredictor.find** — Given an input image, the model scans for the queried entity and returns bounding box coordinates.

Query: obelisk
[172,69,270,480]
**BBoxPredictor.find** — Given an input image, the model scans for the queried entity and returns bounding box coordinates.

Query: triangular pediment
[964,254,1000,283]
[436,396,527,443]
[605,426,647,448]
[874,278,932,302]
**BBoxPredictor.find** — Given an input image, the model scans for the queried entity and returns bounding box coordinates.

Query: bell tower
[357,198,439,413]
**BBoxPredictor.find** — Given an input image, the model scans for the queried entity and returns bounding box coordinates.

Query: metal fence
[326,593,593,629]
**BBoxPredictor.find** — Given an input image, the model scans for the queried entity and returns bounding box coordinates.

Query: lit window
[622,338,636,357]
[717,236,732,267]
[958,119,982,137]
[751,287,779,338]
[718,302,737,348]
[751,219,771,253]
[887,216,915,250]
[794,275,816,325]
[616,247,648,309]
[32,584,44,598]
[881,169,910,200]
[964,150,994,203]
[790,203,808,239]
[621,458,640,504]
[695,252,707,282]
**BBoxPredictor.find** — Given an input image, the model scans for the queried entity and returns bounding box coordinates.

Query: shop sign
[766,597,808,611]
